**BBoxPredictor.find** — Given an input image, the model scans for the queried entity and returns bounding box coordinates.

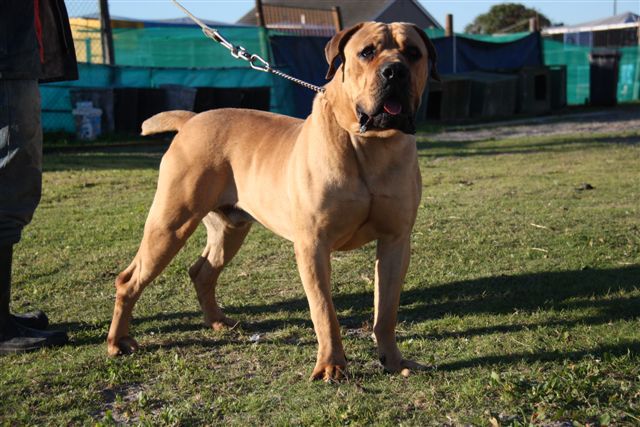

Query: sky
[78,0,640,31]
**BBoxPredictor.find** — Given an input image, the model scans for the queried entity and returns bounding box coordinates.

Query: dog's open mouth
[357,98,416,135]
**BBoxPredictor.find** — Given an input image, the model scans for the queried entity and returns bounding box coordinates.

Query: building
[542,12,640,47]
[237,0,442,36]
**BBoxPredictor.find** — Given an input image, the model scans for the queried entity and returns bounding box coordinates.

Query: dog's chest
[332,164,420,250]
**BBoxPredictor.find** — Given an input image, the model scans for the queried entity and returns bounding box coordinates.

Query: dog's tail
[140,110,196,136]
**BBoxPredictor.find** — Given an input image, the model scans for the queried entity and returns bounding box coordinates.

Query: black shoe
[0,316,68,355]
[10,310,49,330]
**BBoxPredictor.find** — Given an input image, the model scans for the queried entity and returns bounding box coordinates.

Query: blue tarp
[269,35,330,119]
[429,32,543,74]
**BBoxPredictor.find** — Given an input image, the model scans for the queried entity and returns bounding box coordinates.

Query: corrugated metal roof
[544,11,639,34]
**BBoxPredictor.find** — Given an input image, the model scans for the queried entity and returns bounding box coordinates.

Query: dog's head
[325,22,439,136]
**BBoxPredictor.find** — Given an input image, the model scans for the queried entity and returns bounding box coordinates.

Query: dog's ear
[411,25,441,82]
[325,22,365,80]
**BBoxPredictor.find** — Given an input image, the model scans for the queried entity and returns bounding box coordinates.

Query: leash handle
[171,0,325,93]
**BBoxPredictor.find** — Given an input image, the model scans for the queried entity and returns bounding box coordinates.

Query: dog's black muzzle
[357,62,416,135]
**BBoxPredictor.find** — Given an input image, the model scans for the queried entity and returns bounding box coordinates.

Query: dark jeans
[0,80,42,246]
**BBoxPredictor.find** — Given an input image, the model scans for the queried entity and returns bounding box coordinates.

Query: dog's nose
[380,62,409,83]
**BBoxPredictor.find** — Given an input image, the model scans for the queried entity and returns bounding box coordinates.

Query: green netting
[41,61,295,132]
[112,26,268,68]
[458,32,530,43]
[424,28,445,39]
[618,45,640,102]
[543,39,640,105]
[44,25,640,132]
[542,39,591,105]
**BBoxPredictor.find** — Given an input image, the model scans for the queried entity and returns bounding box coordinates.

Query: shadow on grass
[42,132,640,173]
[436,340,640,372]
[64,266,639,367]
[417,134,640,158]
[229,265,639,325]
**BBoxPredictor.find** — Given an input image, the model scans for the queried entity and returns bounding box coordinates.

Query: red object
[34,0,44,62]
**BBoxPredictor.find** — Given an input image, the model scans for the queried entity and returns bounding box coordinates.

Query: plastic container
[72,101,103,141]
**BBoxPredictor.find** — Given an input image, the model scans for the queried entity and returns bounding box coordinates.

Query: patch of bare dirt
[428,108,640,142]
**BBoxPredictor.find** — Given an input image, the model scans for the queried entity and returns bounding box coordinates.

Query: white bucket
[72,101,103,141]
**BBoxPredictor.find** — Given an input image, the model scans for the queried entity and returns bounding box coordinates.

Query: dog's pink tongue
[384,100,402,115]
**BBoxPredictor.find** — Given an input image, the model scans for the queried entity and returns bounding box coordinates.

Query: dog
[107,21,439,381]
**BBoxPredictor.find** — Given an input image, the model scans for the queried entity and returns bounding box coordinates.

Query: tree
[464,3,551,34]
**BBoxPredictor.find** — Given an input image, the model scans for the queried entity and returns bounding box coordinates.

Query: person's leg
[0,79,67,354]
[0,244,67,354]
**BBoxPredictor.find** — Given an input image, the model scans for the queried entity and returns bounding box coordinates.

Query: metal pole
[99,0,115,65]
[613,0,617,16]
[255,0,266,27]
[254,0,271,63]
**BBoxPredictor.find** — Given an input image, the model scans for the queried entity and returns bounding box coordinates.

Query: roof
[237,0,441,28]
[543,11,640,34]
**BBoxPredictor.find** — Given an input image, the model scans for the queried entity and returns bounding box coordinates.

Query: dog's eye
[404,46,422,62]
[359,45,376,60]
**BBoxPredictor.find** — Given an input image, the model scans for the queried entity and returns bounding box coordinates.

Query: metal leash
[171,0,326,93]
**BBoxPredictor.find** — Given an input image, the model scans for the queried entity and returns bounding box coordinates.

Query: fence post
[99,0,115,65]
[445,14,453,37]
[331,6,343,32]
[529,16,540,32]
[255,0,271,62]
[85,38,92,63]
[255,0,266,27]
[446,14,456,73]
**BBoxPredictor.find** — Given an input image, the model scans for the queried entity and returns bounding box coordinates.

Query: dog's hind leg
[189,211,252,331]
[107,150,223,356]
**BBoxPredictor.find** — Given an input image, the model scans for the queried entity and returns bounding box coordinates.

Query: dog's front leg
[294,240,346,381]
[374,235,426,374]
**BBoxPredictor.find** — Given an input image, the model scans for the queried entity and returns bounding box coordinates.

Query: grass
[1,127,639,425]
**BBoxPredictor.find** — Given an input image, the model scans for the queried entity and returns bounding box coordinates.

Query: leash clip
[172,0,323,93]
[249,55,270,72]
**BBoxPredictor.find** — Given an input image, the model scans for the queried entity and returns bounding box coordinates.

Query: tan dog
[107,21,439,381]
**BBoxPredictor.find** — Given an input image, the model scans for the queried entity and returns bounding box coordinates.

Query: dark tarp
[269,35,330,119]
[431,33,543,75]
[269,32,543,118]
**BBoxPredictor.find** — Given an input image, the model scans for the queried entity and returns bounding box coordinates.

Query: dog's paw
[382,357,429,376]
[107,336,139,357]
[206,315,238,331]
[310,363,347,382]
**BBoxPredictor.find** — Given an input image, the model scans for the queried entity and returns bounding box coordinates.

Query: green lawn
[1,129,639,425]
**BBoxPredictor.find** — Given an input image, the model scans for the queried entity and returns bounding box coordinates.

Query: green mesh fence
[543,39,640,105]
[458,32,531,43]
[40,62,291,133]
[42,24,640,133]
[427,30,639,106]
[618,45,640,102]
[112,26,267,68]
[41,26,297,132]
[543,39,591,105]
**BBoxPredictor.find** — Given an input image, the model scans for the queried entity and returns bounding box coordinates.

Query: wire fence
[65,0,101,63]
[42,1,100,133]
[262,4,340,37]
